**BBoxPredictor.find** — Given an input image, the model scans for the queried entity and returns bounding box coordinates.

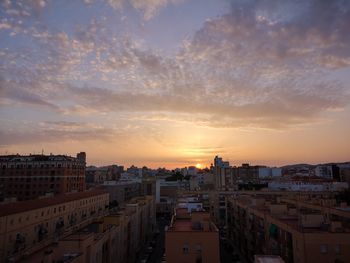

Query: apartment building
[102,178,156,207]
[19,195,156,263]
[165,199,220,263]
[0,153,86,201]
[0,189,109,262]
[226,194,350,263]
[102,180,142,206]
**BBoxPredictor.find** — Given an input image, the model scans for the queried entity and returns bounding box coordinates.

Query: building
[102,178,156,207]
[259,168,282,179]
[102,180,142,207]
[190,173,214,191]
[156,180,179,216]
[268,181,348,192]
[315,165,333,179]
[213,156,268,190]
[165,206,220,263]
[0,153,86,201]
[0,189,109,261]
[213,156,232,190]
[18,195,156,263]
[226,194,350,263]
[86,164,124,187]
[339,165,350,186]
[177,196,203,212]
[237,163,265,183]
[255,255,285,263]
[187,166,198,176]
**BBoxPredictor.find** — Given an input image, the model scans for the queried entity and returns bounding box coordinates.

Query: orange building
[0,153,86,201]
[165,207,219,263]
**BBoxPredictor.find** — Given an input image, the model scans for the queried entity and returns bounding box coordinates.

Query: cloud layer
[1,0,350,150]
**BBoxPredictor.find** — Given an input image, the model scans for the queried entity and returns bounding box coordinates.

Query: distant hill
[280,162,350,169]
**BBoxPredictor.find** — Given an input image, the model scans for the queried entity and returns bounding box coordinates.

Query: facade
[19,195,156,263]
[268,181,348,191]
[0,189,109,261]
[190,173,214,191]
[102,180,141,206]
[187,166,198,176]
[315,165,333,179]
[213,156,268,190]
[0,153,86,201]
[102,178,156,207]
[255,255,285,263]
[165,208,219,263]
[213,156,231,190]
[156,180,179,216]
[237,164,264,183]
[226,194,350,263]
[339,165,350,186]
[86,165,124,187]
[259,168,282,179]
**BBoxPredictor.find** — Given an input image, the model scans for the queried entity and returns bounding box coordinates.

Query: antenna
[42,149,44,155]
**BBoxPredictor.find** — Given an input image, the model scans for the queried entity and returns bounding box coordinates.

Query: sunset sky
[1,0,350,168]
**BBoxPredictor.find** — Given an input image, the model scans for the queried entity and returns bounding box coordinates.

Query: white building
[187,166,198,176]
[315,165,333,178]
[258,167,282,179]
[268,181,348,191]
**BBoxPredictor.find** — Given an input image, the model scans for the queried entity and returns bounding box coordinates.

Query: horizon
[1,0,350,168]
[1,151,349,170]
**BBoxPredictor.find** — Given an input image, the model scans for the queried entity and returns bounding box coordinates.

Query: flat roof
[0,190,108,217]
[255,255,285,263]
[171,219,200,232]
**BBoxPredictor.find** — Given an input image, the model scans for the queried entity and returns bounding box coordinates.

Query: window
[195,244,202,253]
[320,244,328,254]
[335,244,341,255]
[183,244,189,254]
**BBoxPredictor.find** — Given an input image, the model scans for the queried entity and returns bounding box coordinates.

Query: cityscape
[1,1,350,263]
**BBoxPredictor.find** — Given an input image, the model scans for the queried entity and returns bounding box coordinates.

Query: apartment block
[226,194,350,263]
[18,195,156,263]
[0,153,86,201]
[165,199,220,263]
[0,189,109,262]
[102,180,142,206]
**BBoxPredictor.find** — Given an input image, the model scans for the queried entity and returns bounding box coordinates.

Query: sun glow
[195,163,202,169]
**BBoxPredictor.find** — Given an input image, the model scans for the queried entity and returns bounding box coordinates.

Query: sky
[0,0,350,169]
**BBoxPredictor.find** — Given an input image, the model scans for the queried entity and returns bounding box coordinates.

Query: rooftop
[168,208,218,232]
[171,219,200,231]
[0,189,108,217]
[230,195,350,233]
[255,255,285,263]
[0,154,81,162]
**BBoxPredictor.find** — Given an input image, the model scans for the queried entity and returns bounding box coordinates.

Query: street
[137,217,169,263]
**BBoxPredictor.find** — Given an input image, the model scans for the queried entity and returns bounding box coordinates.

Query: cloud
[1,0,350,131]
[0,120,144,146]
[106,0,186,20]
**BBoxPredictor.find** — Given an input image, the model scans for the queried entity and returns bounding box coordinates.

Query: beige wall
[18,195,156,263]
[0,193,109,261]
[294,232,350,263]
[166,231,219,263]
[227,195,350,263]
